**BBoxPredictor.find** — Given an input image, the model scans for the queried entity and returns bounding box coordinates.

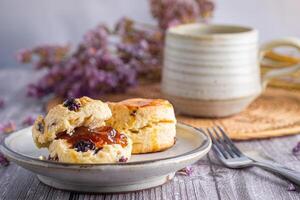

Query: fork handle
[252,161,300,185]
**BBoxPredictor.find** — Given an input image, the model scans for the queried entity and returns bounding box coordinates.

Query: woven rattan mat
[47,83,300,140]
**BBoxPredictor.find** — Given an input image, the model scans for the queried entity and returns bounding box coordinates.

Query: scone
[32,97,111,148]
[48,126,132,163]
[106,98,176,153]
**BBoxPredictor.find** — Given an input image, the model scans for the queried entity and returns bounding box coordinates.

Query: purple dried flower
[114,17,134,35]
[167,19,181,28]
[15,0,215,100]
[0,121,16,134]
[63,98,81,111]
[0,153,9,167]
[34,45,70,69]
[292,142,300,155]
[16,49,32,63]
[22,115,36,126]
[27,83,47,98]
[150,0,200,30]
[82,24,109,50]
[0,98,4,109]
[20,23,138,99]
[119,156,128,162]
[197,0,215,19]
[287,183,296,191]
[177,166,193,176]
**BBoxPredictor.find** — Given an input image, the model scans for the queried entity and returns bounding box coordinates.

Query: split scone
[32,96,112,148]
[107,98,176,154]
[32,96,132,163]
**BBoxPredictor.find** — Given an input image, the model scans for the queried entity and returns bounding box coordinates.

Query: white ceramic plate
[0,123,211,193]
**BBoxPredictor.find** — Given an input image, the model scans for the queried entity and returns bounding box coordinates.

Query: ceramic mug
[162,23,300,117]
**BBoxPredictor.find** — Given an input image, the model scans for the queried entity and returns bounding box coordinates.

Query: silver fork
[202,126,300,186]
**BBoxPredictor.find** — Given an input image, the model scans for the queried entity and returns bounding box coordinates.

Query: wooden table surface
[0,68,300,200]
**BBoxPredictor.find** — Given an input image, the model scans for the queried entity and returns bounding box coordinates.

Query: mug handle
[259,37,300,89]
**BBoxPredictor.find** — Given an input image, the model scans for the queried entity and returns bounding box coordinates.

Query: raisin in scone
[32,96,111,148]
[106,98,176,154]
[48,126,132,163]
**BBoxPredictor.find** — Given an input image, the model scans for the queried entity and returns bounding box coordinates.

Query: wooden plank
[4,166,35,200]
[211,138,300,200]
[0,165,22,199]
[65,159,218,200]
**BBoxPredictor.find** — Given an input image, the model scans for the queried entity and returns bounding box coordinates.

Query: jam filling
[56,126,128,152]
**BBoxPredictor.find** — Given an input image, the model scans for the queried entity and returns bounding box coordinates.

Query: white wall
[214,0,300,41]
[0,0,299,67]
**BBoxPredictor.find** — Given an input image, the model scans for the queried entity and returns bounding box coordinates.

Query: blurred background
[0,0,299,68]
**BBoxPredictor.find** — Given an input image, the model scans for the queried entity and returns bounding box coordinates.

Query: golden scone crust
[106,98,176,153]
[32,97,111,148]
[48,137,132,163]
[107,98,176,130]
[127,123,176,154]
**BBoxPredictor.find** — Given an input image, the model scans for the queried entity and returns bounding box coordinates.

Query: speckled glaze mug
[162,23,300,117]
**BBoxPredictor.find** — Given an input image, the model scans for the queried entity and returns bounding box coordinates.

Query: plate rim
[0,123,211,169]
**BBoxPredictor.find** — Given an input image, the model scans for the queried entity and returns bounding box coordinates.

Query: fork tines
[201,126,243,159]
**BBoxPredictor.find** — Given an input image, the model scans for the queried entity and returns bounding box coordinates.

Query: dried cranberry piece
[63,98,81,111]
[74,140,95,152]
[94,148,103,154]
[37,122,44,134]
[48,155,59,161]
[119,156,128,162]
[130,110,137,116]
